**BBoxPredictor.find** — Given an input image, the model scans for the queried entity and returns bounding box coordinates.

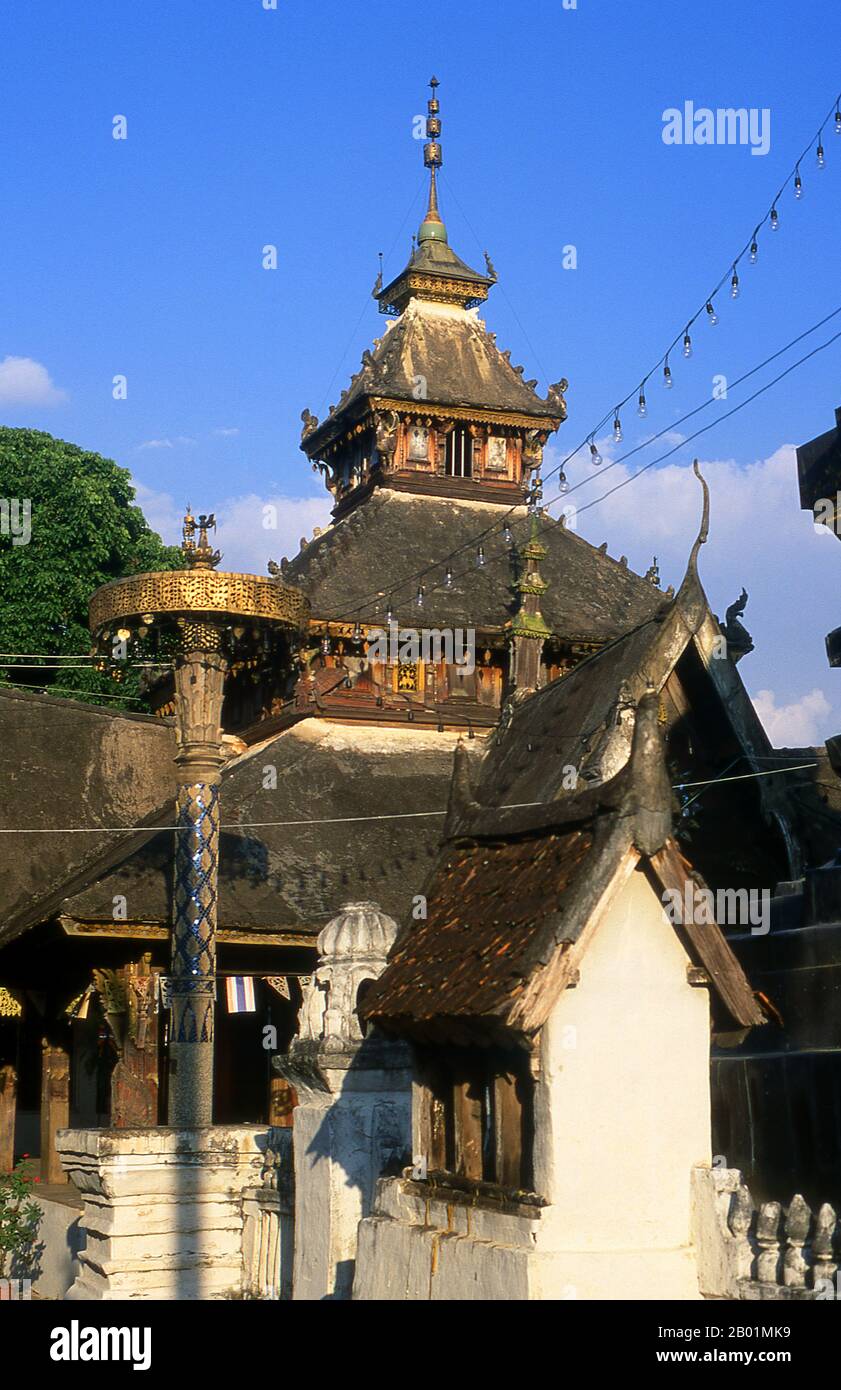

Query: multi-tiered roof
[299,78,567,516]
[284,80,665,723]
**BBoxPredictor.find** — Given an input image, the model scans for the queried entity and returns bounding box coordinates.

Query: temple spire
[418,76,447,245]
[371,78,496,314]
[509,508,552,692]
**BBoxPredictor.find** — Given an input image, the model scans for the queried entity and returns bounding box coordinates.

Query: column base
[55,1125,279,1300]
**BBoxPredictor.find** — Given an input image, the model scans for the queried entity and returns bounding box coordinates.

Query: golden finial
[181,505,196,554]
[419,76,447,245]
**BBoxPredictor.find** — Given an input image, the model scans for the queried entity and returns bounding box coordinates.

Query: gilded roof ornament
[182,508,221,569]
[0,985,22,1018]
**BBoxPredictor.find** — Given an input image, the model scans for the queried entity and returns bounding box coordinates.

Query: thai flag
[226,976,256,1013]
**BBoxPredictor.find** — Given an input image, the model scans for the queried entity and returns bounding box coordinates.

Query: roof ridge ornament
[371,251,383,299]
[628,689,673,857]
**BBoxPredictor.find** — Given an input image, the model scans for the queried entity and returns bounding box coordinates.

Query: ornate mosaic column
[169,637,227,1124]
[88,510,310,1130]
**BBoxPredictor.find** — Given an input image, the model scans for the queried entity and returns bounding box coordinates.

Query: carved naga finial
[546,378,568,419]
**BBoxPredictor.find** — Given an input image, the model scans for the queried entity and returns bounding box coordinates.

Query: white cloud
[214,492,332,572]
[751,688,831,747]
[0,355,67,406]
[213,427,240,437]
[545,441,841,743]
[131,479,331,573]
[137,436,195,451]
[132,480,183,543]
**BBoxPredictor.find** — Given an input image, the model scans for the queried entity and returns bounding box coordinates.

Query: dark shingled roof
[306,301,559,455]
[474,620,664,808]
[0,688,176,942]
[362,482,774,1044]
[37,720,465,943]
[285,489,663,637]
[382,237,493,295]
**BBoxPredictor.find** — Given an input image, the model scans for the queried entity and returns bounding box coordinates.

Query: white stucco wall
[354,864,714,1300]
[535,864,711,1252]
[292,1084,411,1300]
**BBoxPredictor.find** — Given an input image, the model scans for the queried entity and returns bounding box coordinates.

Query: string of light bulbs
[304,82,841,629]
[553,303,841,504]
[0,661,168,670]
[309,305,841,627]
[425,322,841,606]
[555,322,841,526]
[0,651,171,663]
[548,85,841,469]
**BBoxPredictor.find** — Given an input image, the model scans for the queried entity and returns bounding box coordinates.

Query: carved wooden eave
[368,396,561,431]
[304,394,561,460]
[443,690,668,845]
[305,617,509,642]
[378,269,492,316]
[624,462,796,875]
[505,827,641,1037]
[512,464,796,875]
[57,914,316,948]
[693,611,799,876]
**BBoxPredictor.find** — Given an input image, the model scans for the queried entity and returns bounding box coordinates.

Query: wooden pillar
[269,1074,297,1128]
[0,1064,17,1173]
[94,956,160,1127]
[494,1071,523,1190]
[453,1077,483,1180]
[40,1042,69,1185]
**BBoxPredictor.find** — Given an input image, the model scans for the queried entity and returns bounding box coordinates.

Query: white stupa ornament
[299,902,399,1046]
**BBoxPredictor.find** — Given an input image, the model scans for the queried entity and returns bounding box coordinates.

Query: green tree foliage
[0,427,182,709]
[0,1157,41,1276]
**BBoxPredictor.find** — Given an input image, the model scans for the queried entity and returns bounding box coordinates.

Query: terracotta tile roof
[361,827,593,1037]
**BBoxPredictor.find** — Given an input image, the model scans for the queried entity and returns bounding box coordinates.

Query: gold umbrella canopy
[88,509,310,651]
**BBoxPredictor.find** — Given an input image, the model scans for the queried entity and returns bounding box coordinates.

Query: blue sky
[3,0,841,742]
